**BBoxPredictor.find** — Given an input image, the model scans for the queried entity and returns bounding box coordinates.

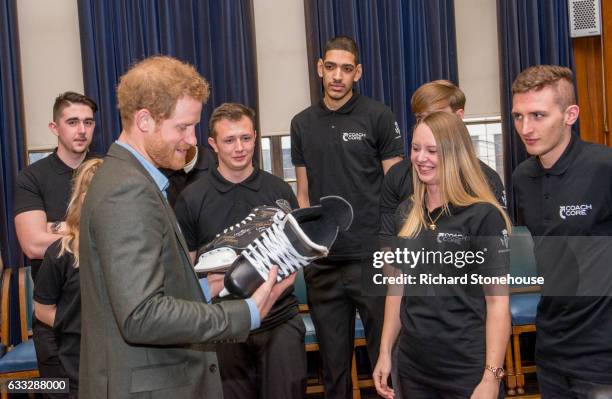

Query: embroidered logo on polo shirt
[500,229,509,249]
[436,232,468,245]
[342,132,367,142]
[559,204,592,219]
[394,121,401,139]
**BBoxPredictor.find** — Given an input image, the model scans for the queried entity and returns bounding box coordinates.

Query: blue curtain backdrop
[77,0,259,154]
[303,0,458,150]
[0,0,26,269]
[497,0,574,221]
[1,0,27,345]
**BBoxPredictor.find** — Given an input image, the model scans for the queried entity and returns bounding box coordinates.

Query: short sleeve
[290,117,305,166]
[283,183,299,210]
[174,191,199,252]
[380,164,410,239]
[472,205,510,277]
[375,108,404,160]
[482,164,506,208]
[33,241,66,305]
[14,169,45,215]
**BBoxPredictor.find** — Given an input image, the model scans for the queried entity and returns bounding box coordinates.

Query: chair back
[0,266,10,346]
[294,270,307,304]
[18,267,34,338]
[509,226,539,291]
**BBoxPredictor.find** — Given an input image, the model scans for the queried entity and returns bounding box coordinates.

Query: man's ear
[564,104,579,126]
[208,136,219,153]
[48,121,59,137]
[353,64,363,82]
[455,109,465,119]
[135,109,154,133]
[317,59,324,78]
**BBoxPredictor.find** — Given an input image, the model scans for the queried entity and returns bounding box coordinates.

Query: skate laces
[218,213,255,235]
[216,208,286,237]
[243,218,314,279]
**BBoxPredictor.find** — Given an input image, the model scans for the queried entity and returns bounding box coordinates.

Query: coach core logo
[342,132,367,142]
[436,232,468,245]
[559,204,592,219]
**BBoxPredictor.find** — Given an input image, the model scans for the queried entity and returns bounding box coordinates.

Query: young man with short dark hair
[291,36,403,398]
[174,102,306,399]
[511,65,612,398]
[14,91,98,390]
[15,91,98,279]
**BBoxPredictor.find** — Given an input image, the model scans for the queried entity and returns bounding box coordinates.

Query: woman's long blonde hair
[58,158,104,267]
[399,112,511,237]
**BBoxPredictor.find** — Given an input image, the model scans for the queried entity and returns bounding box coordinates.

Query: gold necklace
[426,208,444,231]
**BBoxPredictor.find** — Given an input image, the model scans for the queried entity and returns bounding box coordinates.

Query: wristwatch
[485,364,505,380]
[50,221,62,234]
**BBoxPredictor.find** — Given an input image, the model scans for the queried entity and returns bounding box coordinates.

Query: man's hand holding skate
[250,265,296,320]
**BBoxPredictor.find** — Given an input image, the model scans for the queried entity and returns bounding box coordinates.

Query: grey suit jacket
[79,144,251,399]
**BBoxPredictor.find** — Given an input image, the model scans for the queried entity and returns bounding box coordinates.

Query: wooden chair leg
[505,341,517,396]
[512,330,526,395]
[351,350,361,399]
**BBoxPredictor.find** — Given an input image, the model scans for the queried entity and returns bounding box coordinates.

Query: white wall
[17,0,84,150]
[454,0,501,118]
[252,0,311,136]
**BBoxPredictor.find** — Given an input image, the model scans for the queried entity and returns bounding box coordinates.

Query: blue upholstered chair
[0,265,39,399]
[508,227,541,396]
[295,270,369,399]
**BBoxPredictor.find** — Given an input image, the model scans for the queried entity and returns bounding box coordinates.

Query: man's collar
[317,92,360,115]
[51,148,94,174]
[525,133,583,177]
[210,166,261,193]
[115,140,169,194]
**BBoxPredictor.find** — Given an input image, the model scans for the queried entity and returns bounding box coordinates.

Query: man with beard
[78,56,294,399]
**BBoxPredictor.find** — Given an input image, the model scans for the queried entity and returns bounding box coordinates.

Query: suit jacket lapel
[106,144,195,269]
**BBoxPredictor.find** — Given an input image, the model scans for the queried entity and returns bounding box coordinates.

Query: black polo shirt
[291,93,404,260]
[33,239,80,390]
[391,200,509,391]
[174,166,299,332]
[14,149,96,280]
[513,135,612,383]
[161,145,216,206]
[380,158,506,244]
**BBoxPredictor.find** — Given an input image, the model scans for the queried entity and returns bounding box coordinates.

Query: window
[260,135,296,193]
[464,116,505,184]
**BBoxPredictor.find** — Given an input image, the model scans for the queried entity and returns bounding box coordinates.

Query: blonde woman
[34,158,103,398]
[373,112,511,399]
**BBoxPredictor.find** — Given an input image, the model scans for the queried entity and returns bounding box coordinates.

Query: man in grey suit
[79,56,294,399]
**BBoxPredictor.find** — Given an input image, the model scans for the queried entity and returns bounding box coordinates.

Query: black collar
[317,92,361,116]
[194,145,215,171]
[525,133,583,177]
[50,148,95,175]
[210,166,262,193]
[160,145,215,179]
